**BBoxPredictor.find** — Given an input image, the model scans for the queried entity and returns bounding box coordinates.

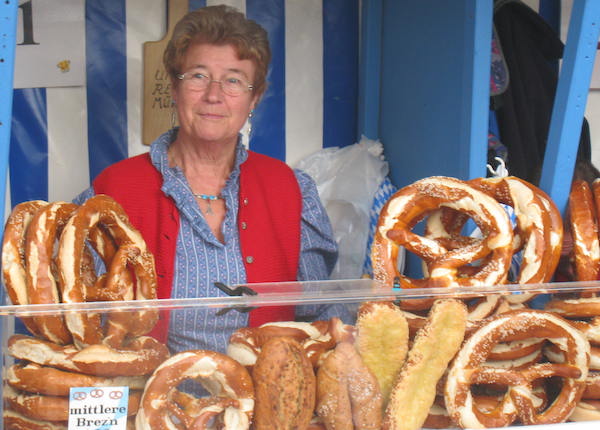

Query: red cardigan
[93,151,302,341]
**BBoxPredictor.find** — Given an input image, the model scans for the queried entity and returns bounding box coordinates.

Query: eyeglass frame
[175,71,254,97]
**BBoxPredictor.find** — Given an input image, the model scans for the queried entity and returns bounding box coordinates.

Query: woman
[75,5,339,354]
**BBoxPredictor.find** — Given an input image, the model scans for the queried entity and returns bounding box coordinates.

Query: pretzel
[136,350,254,430]
[469,176,562,285]
[2,200,49,336]
[545,342,600,371]
[545,297,600,318]
[227,318,355,369]
[6,362,148,397]
[56,194,156,347]
[316,341,383,429]
[371,176,513,290]
[445,309,590,427]
[101,244,159,348]
[4,385,141,422]
[583,372,600,399]
[569,399,600,421]
[383,299,467,430]
[355,301,409,403]
[8,334,169,377]
[3,409,67,430]
[252,337,315,430]
[22,202,78,345]
[569,180,600,281]
[488,337,546,361]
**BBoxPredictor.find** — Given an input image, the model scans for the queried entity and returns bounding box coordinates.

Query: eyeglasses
[176,71,254,97]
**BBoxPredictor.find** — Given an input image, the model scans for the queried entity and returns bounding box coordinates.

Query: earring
[241,109,254,148]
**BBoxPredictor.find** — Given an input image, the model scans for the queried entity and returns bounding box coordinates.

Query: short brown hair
[163,5,271,97]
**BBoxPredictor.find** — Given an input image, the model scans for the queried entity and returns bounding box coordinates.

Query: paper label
[68,386,129,430]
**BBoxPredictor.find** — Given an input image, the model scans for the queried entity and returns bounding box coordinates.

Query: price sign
[68,386,129,430]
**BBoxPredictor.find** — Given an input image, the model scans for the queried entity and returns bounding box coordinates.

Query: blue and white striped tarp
[8,0,359,208]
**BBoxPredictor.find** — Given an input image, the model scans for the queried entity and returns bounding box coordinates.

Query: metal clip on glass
[214,282,258,316]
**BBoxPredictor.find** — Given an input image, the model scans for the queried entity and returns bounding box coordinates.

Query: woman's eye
[225,77,242,84]
[192,73,208,80]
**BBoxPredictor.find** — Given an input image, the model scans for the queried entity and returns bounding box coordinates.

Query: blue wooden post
[0,0,18,306]
[540,0,600,215]
[358,0,382,141]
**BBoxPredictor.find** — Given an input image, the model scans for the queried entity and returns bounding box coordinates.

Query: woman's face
[173,43,259,147]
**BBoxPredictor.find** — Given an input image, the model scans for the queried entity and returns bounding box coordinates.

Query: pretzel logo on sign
[90,389,104,398]
[72,391,87,401]
[109,391,123,400]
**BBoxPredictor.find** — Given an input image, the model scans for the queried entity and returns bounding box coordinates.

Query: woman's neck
[168,138,236,196]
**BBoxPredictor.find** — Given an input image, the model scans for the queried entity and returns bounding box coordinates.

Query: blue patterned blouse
[75,129,340,354]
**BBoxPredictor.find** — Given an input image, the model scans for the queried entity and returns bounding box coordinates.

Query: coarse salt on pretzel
[355,301,409,404]
[371,176,513,289]
[488,337,546,361]
[56,194,154,347]
[469,176,562,285]
[545,297,600,318]
[445,309,590,428]
[6,362,148,397]
[383,299,467,430]
[8,334,169,377]
[2,200,48,336]
[136,350,254,430]
[24,202,79,345]
[316,341,383,429]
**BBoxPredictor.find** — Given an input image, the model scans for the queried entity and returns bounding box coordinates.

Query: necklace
[193,193,222,215]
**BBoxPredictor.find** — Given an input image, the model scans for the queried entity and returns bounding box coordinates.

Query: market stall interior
[2,0,600,429]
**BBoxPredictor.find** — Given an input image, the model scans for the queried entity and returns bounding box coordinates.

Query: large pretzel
[8,334,169,377]
[136,350,254,430]
[23,202,79,345]
[56,194,157,347]
[569,179,600,281]
[469,176,562,285]
[6,362,148,397]
[372,176,513,289]
[2,200,49,337]
[445,309,590,427]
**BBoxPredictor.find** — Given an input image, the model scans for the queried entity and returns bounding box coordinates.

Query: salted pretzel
[569,179,600,281]
[316,341,383,429]
[56,194,157,347]
[227,318,355,369]
[371,176,513,290]
[8,334,169,377]
[6,362,148,397]
[136,350,254,430]
[2,200,49,336]
[3,409,67,430]
[469,176,562,285]
[445,309,590,428]
[22,202,79,345]
[546,297,600,319]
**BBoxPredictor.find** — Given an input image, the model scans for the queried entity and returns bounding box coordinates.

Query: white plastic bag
[295,136,389,279]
